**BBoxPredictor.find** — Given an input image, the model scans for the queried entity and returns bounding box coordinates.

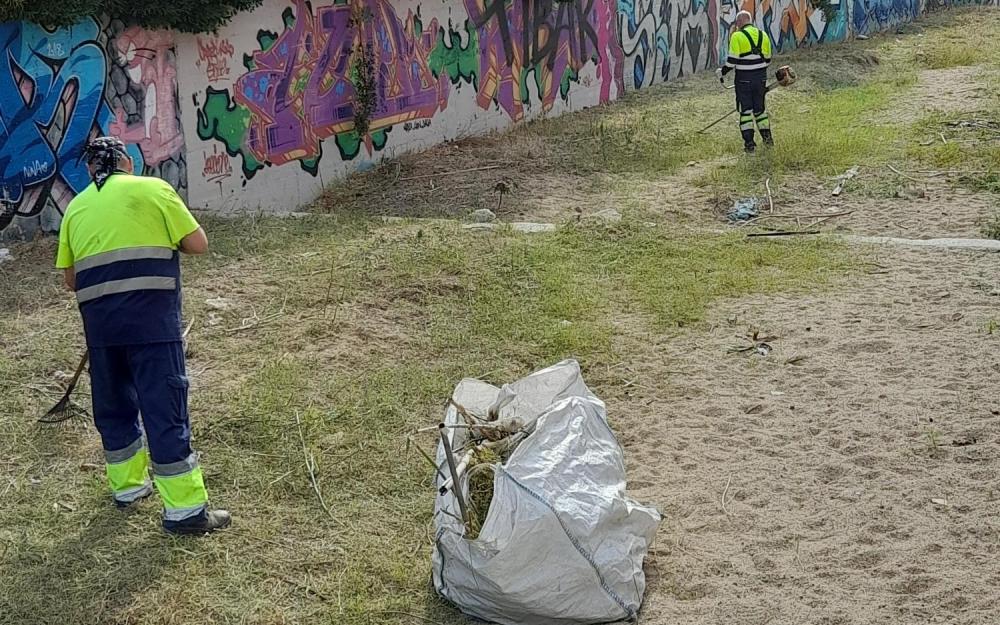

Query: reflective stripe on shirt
[74,246,175,273]
[76,276,178,304]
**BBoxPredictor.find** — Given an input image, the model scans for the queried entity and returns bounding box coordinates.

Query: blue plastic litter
[727,198,761,223]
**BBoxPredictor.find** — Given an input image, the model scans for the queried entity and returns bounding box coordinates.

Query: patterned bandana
[82,137,130,190]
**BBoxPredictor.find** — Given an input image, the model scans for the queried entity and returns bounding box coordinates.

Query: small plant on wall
[350,2,378,139]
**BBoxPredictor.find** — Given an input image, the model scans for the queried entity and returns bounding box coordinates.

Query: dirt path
[608,244,1000,624]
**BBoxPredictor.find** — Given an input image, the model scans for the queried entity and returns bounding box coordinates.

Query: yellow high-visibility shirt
[56,174,199,269]
[725,25,773,72]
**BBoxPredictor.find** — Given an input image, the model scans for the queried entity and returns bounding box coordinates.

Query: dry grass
[0,215,849,625]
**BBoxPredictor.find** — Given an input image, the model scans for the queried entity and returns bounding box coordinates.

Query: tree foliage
[0,0,264,33]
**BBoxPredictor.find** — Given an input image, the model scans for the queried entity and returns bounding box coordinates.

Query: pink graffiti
[595,0,626,103]
[196,36,236,82]
[110,27,185,166]
[465,0,623,122]
[235,0,449,165]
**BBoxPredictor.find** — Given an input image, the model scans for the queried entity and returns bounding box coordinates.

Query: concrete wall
[0,0,994,238]
[175,0,624,213]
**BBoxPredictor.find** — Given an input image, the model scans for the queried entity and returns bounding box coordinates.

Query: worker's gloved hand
[715,68,724,84]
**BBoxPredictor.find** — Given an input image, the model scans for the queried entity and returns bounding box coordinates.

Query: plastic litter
[727,197,761,222]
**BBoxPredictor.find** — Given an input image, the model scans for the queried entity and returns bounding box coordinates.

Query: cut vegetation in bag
[430,360,662,625]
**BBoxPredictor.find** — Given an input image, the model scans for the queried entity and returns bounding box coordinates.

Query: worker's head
[735,10,753,28]
[83,136,133,189]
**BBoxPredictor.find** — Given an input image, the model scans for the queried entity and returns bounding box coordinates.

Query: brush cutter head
[775,65,797,87]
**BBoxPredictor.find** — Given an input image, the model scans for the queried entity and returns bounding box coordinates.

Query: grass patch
[982,211,1000,240]
[0,216,851,625]
[905,111,1000,193]
[694,74,913,194]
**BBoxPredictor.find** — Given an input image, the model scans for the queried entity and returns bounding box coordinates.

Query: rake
[38,351,90,424]
[38,320,195,424]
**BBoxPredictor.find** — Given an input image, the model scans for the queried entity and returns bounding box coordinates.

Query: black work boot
[744,142,756,154]
[115,490,152,509]
[163,509,232,535]
[760,130,774,147]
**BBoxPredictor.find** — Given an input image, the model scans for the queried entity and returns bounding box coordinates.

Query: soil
[607,243,1000,624]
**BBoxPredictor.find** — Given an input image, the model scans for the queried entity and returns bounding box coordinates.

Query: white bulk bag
[432,360,661,625]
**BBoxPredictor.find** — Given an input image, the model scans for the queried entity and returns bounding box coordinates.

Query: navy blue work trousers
[88,341,192,465]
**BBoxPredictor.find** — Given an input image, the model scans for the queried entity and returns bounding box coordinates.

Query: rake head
[38,351,89,424]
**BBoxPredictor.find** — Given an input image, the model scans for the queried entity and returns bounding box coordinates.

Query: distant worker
[716,10,774,153]
[56,136,230,535]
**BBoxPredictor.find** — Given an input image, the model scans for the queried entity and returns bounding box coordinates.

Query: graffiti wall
[852,0,920,35]
[1,0,993,235]
[0,19,186,239]
[177,0,624,212]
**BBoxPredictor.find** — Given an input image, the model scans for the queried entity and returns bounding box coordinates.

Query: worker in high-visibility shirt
[716,10,774,153]
[56,136,230,535]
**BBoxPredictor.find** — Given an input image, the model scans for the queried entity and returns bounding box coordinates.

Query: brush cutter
[698,65,797,134]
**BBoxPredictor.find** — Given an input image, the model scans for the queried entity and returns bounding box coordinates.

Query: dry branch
[295,410,342,526]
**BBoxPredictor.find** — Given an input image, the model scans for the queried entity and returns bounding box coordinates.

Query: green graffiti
[334,128,390,161]
[428,21,478,88]
[560,68,578,100]
[196,87,261,178]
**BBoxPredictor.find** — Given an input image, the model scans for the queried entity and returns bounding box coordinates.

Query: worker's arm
[156,180,208,255]
[55,213,76,291]
[179,227,209,255]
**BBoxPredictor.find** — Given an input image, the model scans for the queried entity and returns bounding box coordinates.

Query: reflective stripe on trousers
[153,455,208,521]
[105,437,152,503]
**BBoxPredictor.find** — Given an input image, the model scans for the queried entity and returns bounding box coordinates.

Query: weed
[924,427,941,455]
[982,212,1000,240]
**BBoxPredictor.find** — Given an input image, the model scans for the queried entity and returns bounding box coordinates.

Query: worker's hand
[715,68,724,84]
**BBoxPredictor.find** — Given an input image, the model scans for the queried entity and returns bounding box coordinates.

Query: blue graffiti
[0,20,143,222]
[617,0,670,87]
[852,0,920,35]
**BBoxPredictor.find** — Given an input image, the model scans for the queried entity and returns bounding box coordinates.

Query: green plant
[982,212,1000,241]
[4,0,264,32]
[924,427,941,455]
[350,3,377,138]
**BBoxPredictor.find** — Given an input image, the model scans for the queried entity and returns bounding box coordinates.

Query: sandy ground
[604,242,1000,624]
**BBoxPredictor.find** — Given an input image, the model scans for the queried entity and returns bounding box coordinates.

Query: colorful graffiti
[197,0,450,177]
[196,0,627,177]
[616,0,718,88]
[464,0,624,120]
[617,0,670,88]
[852,0,920,35]
[670,0,720,77]
[723,0,847,53]
[110,27,186,165]
[0,19,186,238]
